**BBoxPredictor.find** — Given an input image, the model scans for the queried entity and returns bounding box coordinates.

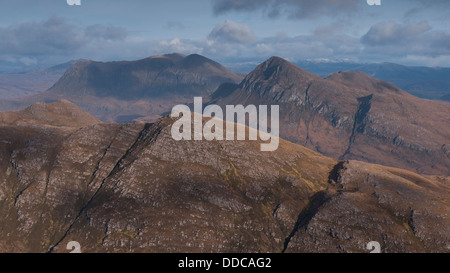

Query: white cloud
[360,21,450,62]
[208,20,257,44]
[0,16,86,56]
[361,21,431,45]
[157,38,204,55]
[3,15,450,72]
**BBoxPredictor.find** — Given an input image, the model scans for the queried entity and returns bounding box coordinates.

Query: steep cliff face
[211,57,450,175]
[0,104,448,253]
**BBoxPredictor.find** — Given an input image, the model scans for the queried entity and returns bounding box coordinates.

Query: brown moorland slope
[0,100,101,127]
[0,104,448,253]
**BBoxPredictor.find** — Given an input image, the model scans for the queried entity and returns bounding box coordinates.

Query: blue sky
[1,0,450,72]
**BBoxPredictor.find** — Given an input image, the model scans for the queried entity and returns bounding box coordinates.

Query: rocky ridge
[0,103,448,253]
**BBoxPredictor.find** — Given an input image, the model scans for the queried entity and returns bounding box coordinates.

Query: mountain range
[0,54,448,176]
[0,53,449,253]
[0,101,448,253]
[210,57,450,175]
[0,54,243,123]
[296,60,450,101]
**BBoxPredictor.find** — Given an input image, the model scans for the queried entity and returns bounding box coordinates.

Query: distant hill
[0,100,101,127]
[48,53,242,99]
[296,60,450,101]
[0,60,78,99]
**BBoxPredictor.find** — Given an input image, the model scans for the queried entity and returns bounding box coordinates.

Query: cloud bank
[2,15,450,72]
[361,21,450,58]
[212,0,361,19]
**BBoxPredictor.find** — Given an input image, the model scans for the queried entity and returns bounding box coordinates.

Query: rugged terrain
[0,55,448,176]
[0,102,448,253]
[0,54,243,123]
[211,57,450,175]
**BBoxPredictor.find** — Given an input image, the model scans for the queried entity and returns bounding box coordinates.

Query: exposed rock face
[0,54,243,123]
[0,106,448,253]
[211,57,450,175]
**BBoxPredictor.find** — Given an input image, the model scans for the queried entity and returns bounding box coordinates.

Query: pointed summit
[234,56,320,103]
[249,56,319,82]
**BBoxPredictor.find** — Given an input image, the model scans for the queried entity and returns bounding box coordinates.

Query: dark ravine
[341,95,373,159]
[282,191,334,253]
[48,123,152,253]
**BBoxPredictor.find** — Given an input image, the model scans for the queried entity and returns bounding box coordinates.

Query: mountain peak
[235,56,320,101]
[262,56,298,70]
[265,56,292,65]
[179,54,223,69]
[253,56,320,81]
